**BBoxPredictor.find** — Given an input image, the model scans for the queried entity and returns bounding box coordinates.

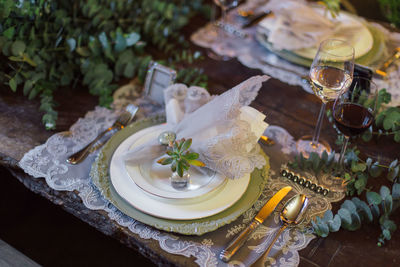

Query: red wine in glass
[334,103,374,137]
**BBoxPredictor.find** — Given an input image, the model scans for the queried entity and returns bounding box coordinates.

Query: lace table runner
[19,86,345,267]
[191,0,400,107]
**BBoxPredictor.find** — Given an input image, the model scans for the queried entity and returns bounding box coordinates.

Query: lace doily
[19,89,346,266]
[190,0,400,107]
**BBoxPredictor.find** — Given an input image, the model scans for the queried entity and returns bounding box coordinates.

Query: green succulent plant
[157,138,205,177]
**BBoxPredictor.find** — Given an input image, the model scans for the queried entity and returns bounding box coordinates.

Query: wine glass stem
[311,102,326,146]
[338,136,350,168]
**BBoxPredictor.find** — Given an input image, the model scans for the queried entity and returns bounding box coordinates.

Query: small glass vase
[170,171,190,190]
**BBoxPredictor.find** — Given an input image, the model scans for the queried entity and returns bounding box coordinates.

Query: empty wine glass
[333,76,378,169]
[297,39,355,157]
[209,0,238,60]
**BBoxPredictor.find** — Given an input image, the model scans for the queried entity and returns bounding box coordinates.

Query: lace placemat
[19,86,345,267]
[190,0,400,107]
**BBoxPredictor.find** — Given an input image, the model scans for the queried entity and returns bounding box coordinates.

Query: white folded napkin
[259,0,336,50]
[123,75,270,179]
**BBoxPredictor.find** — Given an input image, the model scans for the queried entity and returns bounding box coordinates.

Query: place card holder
[144,61,177,105]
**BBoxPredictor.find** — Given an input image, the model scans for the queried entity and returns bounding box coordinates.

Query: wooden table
[1,1,399,266]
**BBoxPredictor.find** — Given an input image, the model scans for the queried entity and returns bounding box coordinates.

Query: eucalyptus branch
[1,0,209,129]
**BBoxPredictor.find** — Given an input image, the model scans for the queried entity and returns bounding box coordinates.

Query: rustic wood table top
[1,1,399,266]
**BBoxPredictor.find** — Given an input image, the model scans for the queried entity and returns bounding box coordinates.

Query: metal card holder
[144,61,177,104]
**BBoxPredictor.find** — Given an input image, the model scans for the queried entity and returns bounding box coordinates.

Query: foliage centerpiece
[0,0,208,129]
[157,138,205,178]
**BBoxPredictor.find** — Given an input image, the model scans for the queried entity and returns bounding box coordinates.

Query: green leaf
[328,214,341,232]
[187,159,205,167]
[392,183,400,199]
[123,62,135,78]
[387,166,399,182]
[157,157,173,165]
[180,138,192,152]
[394,131,400,142]
[361,126,373,142]
[348,212,362,231]
[370,204,380,218]
[369,162,383,178]
[390,159,399,169]
[185,152,199,160]
[338,208,352,228]
[382,219,397,232]
[66,38,76,52]
[352,197,373,223]
[355,173,367,193]
[382,229,391,240]
[366,191,382,205]
[322,210,333,223]
[176,161,183,177]
[125,32,140,46]
[380,186,391,199]
[11,40,26,56]
[114,30,127,52]
[3,26,15,39]
[98,32,109,49]
[321,150,328,165]
[312,219,330,237]
[383,110,400,130]
[9,78,17,92]
[384,195,393,213]
[76,47,91,57]
[342,200,357,214]
[351,162,366,172]
[23,80,33,96]
[171,161,176,172]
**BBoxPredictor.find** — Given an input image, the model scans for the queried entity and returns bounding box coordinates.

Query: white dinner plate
[109,124,251,220]
[258,8,373,60]
[125,124,227,199]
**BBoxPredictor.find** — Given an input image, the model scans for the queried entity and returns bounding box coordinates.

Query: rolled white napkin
[123,75,270,179]
[259,0,335,50]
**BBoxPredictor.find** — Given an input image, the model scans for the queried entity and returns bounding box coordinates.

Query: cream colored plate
[259,8,373,60]
[125,124,226,199]
[110,124,250,220]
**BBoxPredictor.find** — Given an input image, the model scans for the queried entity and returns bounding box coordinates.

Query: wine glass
[297,39,355,157]
[208,0,239,61]
[333,76,378,169]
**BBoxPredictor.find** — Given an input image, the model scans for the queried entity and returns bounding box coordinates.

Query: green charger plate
[256,23,387,70]
[90,115,270,235]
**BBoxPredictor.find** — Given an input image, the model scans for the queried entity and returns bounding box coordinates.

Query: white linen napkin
[123,75,270,179]
[258,0,336,50]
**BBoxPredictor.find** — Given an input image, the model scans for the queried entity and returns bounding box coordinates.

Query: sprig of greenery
[0,0,208,129]
[289,148,399,246]
[379,0,400,28]
[157,138,205,177]
[289,149,400,196]
[319,0,341,17]
[312,183,400,246]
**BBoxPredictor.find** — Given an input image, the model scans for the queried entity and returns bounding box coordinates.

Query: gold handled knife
[219,186,292,262]
[375,47,400,78]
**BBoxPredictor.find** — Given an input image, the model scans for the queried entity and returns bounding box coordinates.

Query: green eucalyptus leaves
[0,0,207,129]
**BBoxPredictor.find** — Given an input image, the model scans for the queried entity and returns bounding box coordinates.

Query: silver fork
[66,104,139,165]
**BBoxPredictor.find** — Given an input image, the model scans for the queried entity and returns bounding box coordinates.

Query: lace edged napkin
[258,0,336,50]
[123,75,270,179]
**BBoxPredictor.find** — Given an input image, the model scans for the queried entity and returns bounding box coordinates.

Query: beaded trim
[280,169,329,196]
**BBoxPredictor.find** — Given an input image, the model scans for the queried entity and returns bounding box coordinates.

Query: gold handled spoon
[253,194,309,265]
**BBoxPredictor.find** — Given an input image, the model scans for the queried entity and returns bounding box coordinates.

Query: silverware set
[220,188,310,264]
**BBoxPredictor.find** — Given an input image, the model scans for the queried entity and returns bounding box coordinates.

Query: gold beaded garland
[280,169,329,196]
